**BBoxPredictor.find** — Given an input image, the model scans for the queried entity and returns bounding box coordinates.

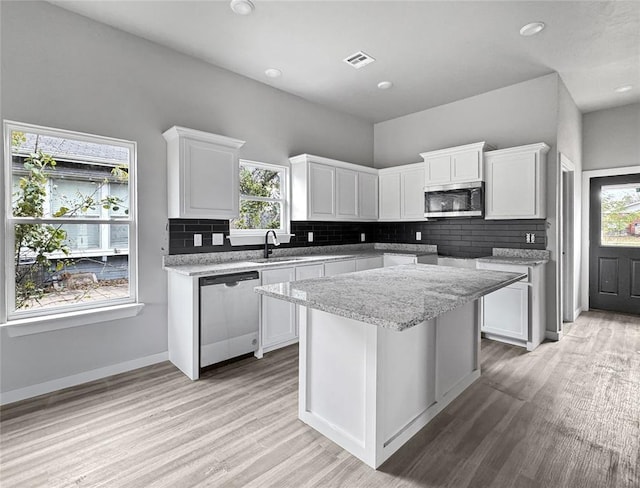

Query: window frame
[229,159,291,238]
[2,120,139,323]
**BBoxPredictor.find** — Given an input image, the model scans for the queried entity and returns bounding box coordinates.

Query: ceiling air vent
[343,51,375,69]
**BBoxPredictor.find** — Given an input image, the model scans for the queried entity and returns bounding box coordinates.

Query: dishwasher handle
[199,271,259,287]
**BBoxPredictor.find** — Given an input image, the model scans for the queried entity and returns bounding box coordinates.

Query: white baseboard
[545,330,562,341]
[0,351,168,405]
[573,307,582,321]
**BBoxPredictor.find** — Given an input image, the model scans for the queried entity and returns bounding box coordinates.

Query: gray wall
[582,103,640,170]
[0,1,373,395]
[373,74,559,167]
[556,79,583,319]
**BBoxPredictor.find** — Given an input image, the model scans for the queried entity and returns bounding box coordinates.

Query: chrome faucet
[264,230,280,258]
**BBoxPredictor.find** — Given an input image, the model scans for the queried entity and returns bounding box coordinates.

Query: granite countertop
[255,264,526,331]
[475,256,548,266]
[476,247,550,266]
[163,247,437,277]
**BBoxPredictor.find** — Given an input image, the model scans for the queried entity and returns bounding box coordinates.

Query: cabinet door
[308,163,335,220]
[379,172,401,220]
[482,282,529,340]
[182,137,238,218]
[324,259,356,276]
[295,263,324,281]
[355,256,383,271]
[451,150,482,182]
[358,172,379,220]
[261,267,296,348]
[383,254,417,267]
[336,168,358,220]
[485,152,539,219]
[424,155,451,185]
[401,167,426,220]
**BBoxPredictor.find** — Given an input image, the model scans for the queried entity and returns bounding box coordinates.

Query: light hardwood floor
[1,310,639,487]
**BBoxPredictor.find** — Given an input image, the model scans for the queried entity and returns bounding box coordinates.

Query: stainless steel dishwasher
[199,271,260,368]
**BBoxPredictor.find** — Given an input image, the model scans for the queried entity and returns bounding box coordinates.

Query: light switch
[361,233,366,242]
[416,231,422,241]
[212,233,224,245]
[194,234,202,247]
[308,232,314,242]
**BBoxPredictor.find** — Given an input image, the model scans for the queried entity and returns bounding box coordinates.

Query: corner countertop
[475,256,548,266]
[163,246,437,277]
[255,264,525,331]
[476,247,550,266]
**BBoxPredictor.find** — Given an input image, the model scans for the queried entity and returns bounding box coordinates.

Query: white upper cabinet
[401,164,426,220]
[378,170,402,220]
[379,162,425,221]
[290,154,378,221]
[421,141,492,187]
[358,172,379,220]
[484,143,550,220]
[163,126,245,219]
[308,162,336,220]
[336,168,359,220]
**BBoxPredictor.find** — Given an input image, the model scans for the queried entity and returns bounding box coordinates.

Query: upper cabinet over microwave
[421,141,494,187]
[484,143,550,220]
[163,126,245,219]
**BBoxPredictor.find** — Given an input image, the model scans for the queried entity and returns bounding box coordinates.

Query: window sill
[2,302,145,337]
[227,233,294,246]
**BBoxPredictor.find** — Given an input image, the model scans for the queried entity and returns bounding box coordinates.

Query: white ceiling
[49,0,640,123]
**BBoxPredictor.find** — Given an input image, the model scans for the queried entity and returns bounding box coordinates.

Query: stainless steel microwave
[424,181,484,218]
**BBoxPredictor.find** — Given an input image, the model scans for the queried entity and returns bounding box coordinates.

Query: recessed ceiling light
[265,68,282,79]
[615,85,633,93]
[377,81,393,90]
[230,0,254,16]
[519,22,545,37]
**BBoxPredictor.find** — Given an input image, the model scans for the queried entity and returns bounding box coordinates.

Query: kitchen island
[255,263,525,468]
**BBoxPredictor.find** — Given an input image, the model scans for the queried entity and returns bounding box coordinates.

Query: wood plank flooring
[1,310,639,487]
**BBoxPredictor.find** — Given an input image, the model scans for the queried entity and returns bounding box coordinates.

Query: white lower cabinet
[482,281,529,340]
[477,261,546,351]
[356,256,384,271]
[257,267,297,357]
[324,259,356,276]
[295,263,325,280]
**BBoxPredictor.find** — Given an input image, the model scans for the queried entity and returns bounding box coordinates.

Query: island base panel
[298,301,481,469]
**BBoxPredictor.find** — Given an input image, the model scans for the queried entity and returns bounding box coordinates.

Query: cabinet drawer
[295,263,324,280]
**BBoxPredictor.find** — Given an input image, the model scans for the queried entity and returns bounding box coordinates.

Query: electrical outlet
[416,231,422,241]
[308,232,314,242]
[194,234,202,247]
[212,233,224,245]
[361,233,366,242]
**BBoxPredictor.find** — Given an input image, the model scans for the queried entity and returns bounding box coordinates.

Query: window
[230,160,289,236]
[600,182,640,247]
[3,121,137,321]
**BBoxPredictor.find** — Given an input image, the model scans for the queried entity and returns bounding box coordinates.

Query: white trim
[229,159,291,242]
[162,125,245,149]
[4,302,144,337]
[226,233,294,246]
[559,153,576,325]
[581,165,640,312]
[545,330,562,341]
[288,153,378,174]
[420,141,495,160]
[0,350,167,405]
